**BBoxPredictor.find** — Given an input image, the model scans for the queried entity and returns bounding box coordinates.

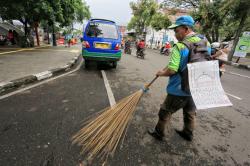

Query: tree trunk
[52,23,57,46]
[23,21,28,37]
[25,22,28,37]
[211,29,215,42]
[47,24,50,44]
[215,27,219,42]
[143,27,147,41]
[19,18,29,37]
[150,29,154,48]
[228,11,248,61]
[34,22,40,46]
[205,33,212,43]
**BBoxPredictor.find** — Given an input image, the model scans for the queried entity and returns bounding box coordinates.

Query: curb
[147,48,250,70]
[148,48,250,71]
[220,60,250,71]
[0,54,81,95]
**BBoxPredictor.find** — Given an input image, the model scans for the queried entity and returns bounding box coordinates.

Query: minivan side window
[86,22,118,39]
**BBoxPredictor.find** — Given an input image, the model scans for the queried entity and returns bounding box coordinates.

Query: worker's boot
[148,128,164,141]
[175,111,195,141]
[175,129,193,141]
[148,111,171,141]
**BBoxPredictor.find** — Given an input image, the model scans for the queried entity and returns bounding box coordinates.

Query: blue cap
[168,15,195,29]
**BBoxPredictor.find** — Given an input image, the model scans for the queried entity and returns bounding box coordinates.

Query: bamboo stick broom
[72,76,159,163]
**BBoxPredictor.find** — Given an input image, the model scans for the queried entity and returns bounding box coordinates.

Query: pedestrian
[13,30,18,45]
[64,34,72,48]
[148,15,211,141]
[162,41,171,56]
[211,42,228,77]
[64,34,68,47]
[67,34,72,48]
[7,30,14,45]
[124,38,132,54]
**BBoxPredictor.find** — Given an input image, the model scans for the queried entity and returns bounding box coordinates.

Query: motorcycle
[160,47,170,56]
[124,46,131,54]
[136,48,145,59]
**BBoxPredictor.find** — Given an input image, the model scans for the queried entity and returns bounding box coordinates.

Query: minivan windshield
[86,22,118,39]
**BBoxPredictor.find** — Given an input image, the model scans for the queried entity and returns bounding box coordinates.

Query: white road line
[226,92,242,100]
[101,70,116,107]
[0,57,82,100]
[225,71,250,79]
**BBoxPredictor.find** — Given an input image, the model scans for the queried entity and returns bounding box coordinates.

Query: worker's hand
[156,70,165,77]
[142,86,149,93]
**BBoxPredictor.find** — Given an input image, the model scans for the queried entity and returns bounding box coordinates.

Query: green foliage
[0,0,91,32]
[162,0,201,8]
[128,0,158,36]
[191,0,225,42]
[150,12,171,31]
[162,0,250,61]
[163,0,249,43]
[222,0,250,60]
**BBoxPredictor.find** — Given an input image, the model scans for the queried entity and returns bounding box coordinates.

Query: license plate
[95,43,110,49]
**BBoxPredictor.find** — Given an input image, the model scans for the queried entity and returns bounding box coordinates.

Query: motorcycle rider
[136,38,145,57]
[124,38,132,54]
[161,41,171,56]
[211,42,228,77]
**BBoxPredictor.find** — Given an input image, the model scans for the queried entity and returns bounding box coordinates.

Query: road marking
[225,71,250,79]
[0,45,49,55]
[101,70,116,107]
[32,49,74,52]
[0,57,82,100]
[226,92,242,100]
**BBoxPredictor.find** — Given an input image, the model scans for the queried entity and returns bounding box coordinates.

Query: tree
[162,0,201,8]
[46,0,90,46]
[162,0,250,61]
[191,0,225,43]
[225,0,250,61]
[0,0,91,46]
[150,12,171,31]
[128,0,158,38]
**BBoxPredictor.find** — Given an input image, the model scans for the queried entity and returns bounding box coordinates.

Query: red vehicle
[57,38,65,45]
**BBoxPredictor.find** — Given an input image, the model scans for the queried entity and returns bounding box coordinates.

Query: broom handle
[145,76,159,89]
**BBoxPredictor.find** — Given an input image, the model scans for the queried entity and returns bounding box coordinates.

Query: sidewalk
[232,56,250,65]
[0,44,81,93]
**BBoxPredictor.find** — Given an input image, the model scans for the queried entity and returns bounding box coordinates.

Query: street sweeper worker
[148,15,211,141]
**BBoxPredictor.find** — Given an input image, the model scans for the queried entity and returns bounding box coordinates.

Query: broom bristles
[71,89,144,161]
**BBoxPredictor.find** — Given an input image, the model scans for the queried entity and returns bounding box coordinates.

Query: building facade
[145,8,190,49]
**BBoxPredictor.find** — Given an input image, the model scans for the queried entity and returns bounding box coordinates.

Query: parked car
[82,18,122,68]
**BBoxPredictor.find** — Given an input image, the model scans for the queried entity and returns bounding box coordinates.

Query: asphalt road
[0,48,250,166]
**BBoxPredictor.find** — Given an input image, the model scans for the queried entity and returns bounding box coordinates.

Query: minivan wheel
[112,61,117,68]
[85,60,90,68]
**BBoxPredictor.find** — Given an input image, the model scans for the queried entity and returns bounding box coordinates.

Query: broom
[71,76,158,163]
